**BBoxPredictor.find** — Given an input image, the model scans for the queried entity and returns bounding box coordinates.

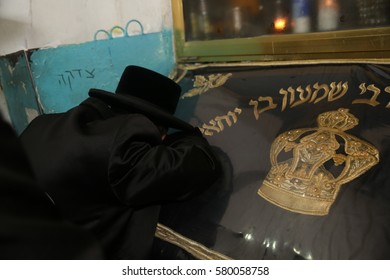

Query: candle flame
[274,18,287,31]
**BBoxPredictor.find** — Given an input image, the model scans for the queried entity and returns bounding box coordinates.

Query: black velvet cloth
[154,63,390,260]
[19,97,220,259]
[0,113,103,259]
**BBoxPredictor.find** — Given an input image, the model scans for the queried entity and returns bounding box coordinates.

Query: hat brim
[89,89,195,132]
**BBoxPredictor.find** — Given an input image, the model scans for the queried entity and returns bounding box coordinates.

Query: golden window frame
[171,0,390,64]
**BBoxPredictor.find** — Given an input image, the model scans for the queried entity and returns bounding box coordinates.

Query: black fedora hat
[88,65,194,132]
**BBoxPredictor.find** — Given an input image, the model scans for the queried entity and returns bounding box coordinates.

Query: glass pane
[183,0,390,41]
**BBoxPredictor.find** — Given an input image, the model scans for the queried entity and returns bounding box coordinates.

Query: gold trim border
[179,58,390,69]
[174,59,390,83]
[155,223,232,260]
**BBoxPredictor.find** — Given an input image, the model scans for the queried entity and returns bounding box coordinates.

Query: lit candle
[274,18,287,31]
[274,0,288,32]
[318,0,340,31]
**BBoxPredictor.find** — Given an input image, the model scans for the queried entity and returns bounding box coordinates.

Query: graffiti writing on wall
[199,82,390,136]
[57,69,95,90]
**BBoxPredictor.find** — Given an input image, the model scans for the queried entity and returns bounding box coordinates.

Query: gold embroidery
[353,83,381,106]
[189,77,389,138]
[385,86,390,108]
[258,108,379,216]
[155,223,232,260]
[181,73,233,98]
[199,108,242,136]
[249,97,277,120]
[279,82,349,111]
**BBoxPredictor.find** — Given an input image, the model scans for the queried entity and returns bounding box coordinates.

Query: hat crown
[88,65,194,131]
[115,66,181,115]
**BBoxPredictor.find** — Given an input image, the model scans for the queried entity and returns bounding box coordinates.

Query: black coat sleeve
[108,117,220,208]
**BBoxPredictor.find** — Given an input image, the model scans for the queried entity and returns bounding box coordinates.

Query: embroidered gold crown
[258,108,379,216]
[317,108,359,131]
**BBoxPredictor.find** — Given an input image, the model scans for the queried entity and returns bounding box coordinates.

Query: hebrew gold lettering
[226,108,242,124]
[214,108,242,130]
[288,87,296,106]
[385,86,390,108]
[280,82,347,110]
[279,88,289,112]
[200,120,221,136]
[352,83,381,106]
[358,83,367,94]
[214,116,228,130]
[198,127,208,136]
[199,107,242,136]
[290,86,311,108]
[250,97,277,120]
[311,83,330,104]
[328,82,348,102]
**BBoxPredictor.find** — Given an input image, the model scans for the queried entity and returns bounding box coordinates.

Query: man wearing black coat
[0,112,103,259]
[19,65,220,259]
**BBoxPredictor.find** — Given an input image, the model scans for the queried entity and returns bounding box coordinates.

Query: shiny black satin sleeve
[108,117,220,208]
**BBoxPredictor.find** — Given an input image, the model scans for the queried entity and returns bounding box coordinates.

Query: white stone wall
[0,0,173,56]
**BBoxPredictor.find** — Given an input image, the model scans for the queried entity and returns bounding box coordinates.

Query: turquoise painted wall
[0,51,41,133]
[0,30,176,134]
